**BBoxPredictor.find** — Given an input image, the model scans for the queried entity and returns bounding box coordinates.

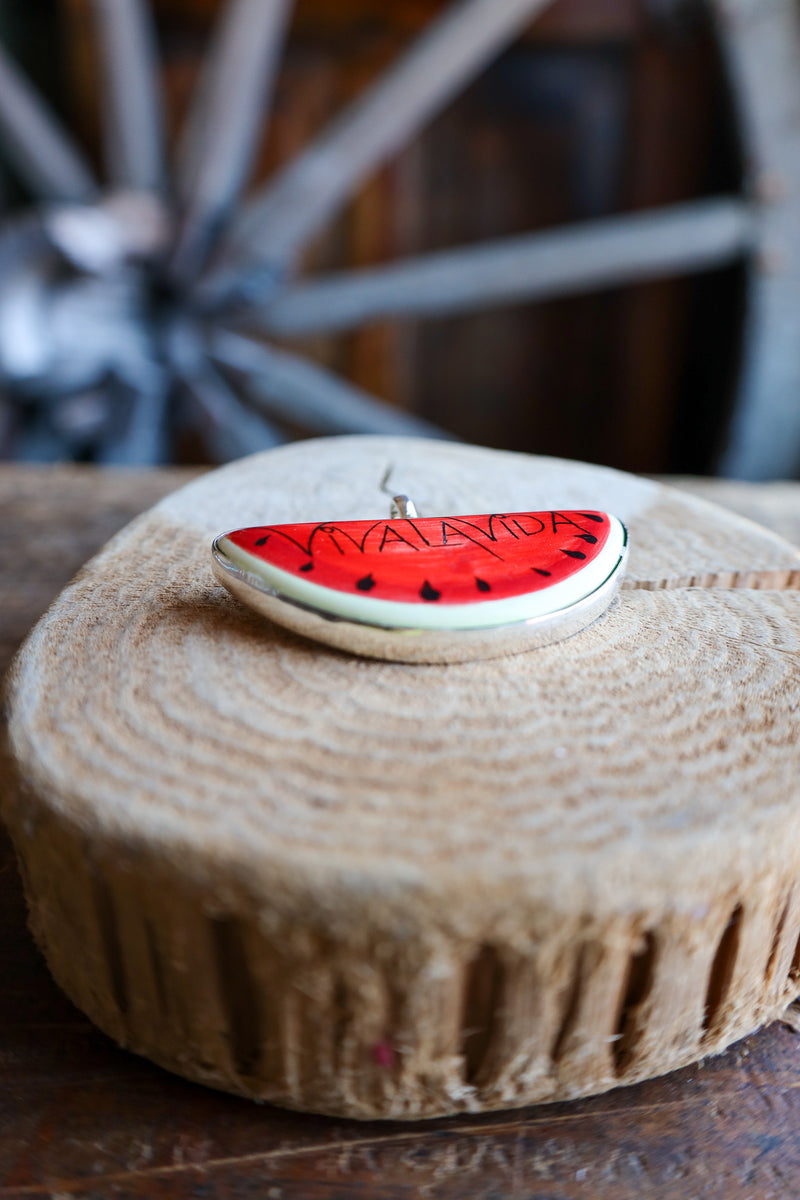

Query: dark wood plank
[2,466,800,1199]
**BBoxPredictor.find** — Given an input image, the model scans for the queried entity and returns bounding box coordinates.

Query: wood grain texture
[0,464,203,675]
[664,476,800,551]
[5,438,800,1124]
[4,458,800,1192]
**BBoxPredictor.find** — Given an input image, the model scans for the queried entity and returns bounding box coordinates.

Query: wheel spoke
[97,375,170,466]
[178,358,284,462]
[93,0,166,193]
[711,0,800,478]
[210,330,451,439]
[202,0,556,304]
[0,41,96,202]
[245,198,754,337]
[171,0,294,281]
[0,391,13,456]
[13,402,71,461]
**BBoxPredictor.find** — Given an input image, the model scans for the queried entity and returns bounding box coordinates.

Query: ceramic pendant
[212,501,628,663]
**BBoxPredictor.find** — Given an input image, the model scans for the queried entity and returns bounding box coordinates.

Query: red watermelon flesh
[221,511,612,606]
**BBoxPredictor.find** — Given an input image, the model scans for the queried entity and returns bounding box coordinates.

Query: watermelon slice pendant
[212,496,628,664]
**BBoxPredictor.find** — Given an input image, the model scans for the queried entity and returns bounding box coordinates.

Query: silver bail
[390,494,418,519]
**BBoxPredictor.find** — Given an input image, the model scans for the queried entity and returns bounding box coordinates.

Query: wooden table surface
[3,464,800,1200]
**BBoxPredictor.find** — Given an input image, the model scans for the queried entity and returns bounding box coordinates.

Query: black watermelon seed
[476,577,491,592]
[579,513,604,522]
[300,562,313,572]
[421,580,441,601]
[356,573,376,591]
[255,535,269,546]
[577,533,598,544]
[563,549,587,560]
[533,568,551,576]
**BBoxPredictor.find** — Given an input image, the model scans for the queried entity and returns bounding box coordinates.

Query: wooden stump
[5,436,800,1120]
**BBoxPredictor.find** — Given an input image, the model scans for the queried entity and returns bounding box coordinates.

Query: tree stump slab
[5,436,800,1120]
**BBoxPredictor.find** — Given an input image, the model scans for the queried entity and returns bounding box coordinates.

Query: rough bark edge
[6,779,799,1121]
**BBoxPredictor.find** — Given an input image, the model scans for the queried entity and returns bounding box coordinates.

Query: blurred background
[0,0,798,477]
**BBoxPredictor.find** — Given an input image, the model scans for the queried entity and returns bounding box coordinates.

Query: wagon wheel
[0,0,797,476]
